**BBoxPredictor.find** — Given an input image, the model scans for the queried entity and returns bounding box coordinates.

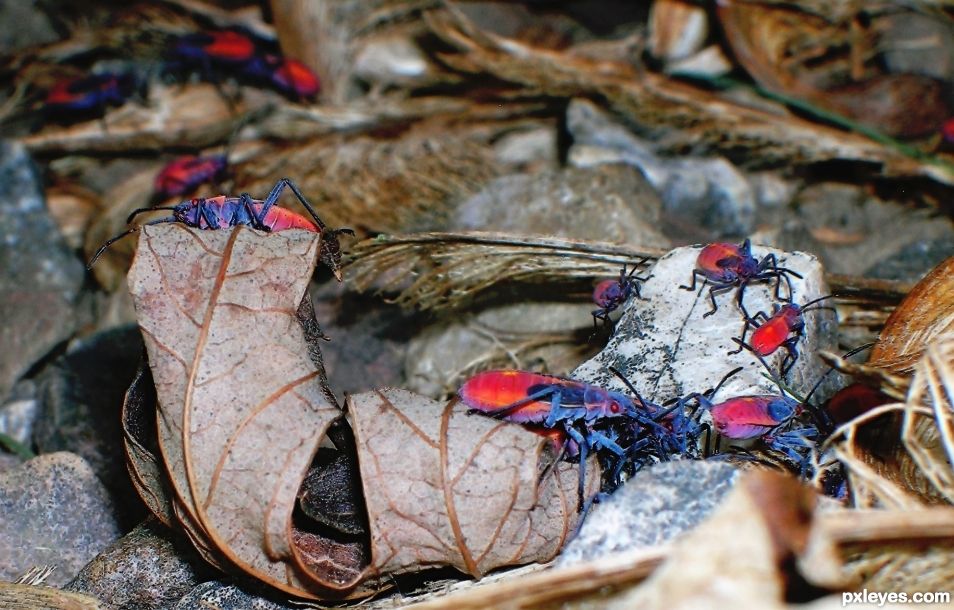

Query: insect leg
[544,389,573,428]
[780,338,800,377]
[197,198,222,229]
[274,177,329,230]
[679,269,705,292]
[564,425,589,511]
[239,193,269,230]
[728,317,757,355]
[704,282,735,318]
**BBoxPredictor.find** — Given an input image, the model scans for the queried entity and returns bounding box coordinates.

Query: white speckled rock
[572,244,839,407]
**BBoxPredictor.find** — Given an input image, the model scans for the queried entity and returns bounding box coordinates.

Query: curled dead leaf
[124,225,590,599]
[869,256,954,376]
[346,388,589,580]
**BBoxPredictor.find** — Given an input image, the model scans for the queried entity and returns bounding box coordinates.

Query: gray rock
[0,141,84,400]
[557,461,740,566]
[758,183,954,279]
[863,238,954,283]
[572,244,840,406]
[493,125,558,170]
[353,32,435,91]
[309,282,408,397]
[34,326,145,524]
[67,520,209,610]
[0,0,58,54]
[0,452,22,473]
[453,163,671,248]
[749,171,797,210]
[880,13,954,82]
[567,99,669,185]
[0,452,122,586]
[174,581,294,610]
[0,379,39,446]
[660,157,755,237]
[567,99,755,238]
[405,302,594,398]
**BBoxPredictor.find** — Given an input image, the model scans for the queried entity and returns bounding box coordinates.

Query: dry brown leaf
[426,6,954,186]
[345,232,907,320]
[346,388,590,579]
[122,362,176,529]
[128,225,345,596]
[869,256,954,376]
[125,225,589,598]
[0,582,104,610]
[716,1,948,138]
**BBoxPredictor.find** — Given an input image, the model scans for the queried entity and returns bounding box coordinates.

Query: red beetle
[88,178,354,279]
[154,154,228,200]
[679,239,802,319]
[728,295,835,375]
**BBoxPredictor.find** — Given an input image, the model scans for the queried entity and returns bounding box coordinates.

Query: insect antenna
[799,294,838,315]
[87,217,178,268]
[127,206,177,224]
[802,342,875,406]
[608,366,653,413]
[732,337,788,394]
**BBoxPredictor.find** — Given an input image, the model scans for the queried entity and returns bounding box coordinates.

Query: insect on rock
[679,239,803,320]
[88,177,354,280]
[591,260,652,333]
[728,295,836,376]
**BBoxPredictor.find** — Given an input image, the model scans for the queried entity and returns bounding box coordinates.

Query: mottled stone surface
[0,452,122,586]
[0,141,84,400]
[174,581,296,610]
[557,460,740,566]
[67,520,209,610]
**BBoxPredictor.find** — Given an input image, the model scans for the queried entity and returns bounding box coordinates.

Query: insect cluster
[459,240,846,510]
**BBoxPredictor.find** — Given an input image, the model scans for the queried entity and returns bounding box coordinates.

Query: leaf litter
[123,225,590,599]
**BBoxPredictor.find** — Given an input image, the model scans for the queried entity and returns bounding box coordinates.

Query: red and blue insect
[44,73,136,120]
[728,295,836,376]
[591,261,651,331]
[153,154,228,200]
[458,368,713,508]
[169,30,258,70]
[88,177,354,279]
[459,369,656,508]
[679,239,802,319]
[241,54,320,100]
[167,29,319,100]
